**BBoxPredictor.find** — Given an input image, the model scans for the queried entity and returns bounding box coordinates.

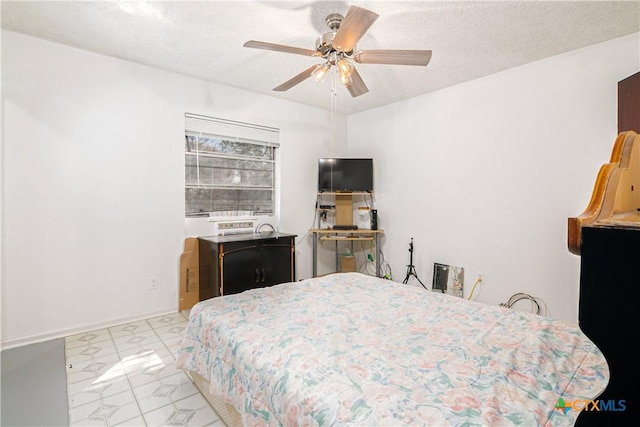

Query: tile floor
[65,311,226,426]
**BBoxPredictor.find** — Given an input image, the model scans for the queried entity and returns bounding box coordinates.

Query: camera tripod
[402,238,427,289]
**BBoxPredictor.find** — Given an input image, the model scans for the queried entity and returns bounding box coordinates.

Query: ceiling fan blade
[273,65,318,92]
[332,6,379,53]
[346,66,369,98]
[244,40,318,57]
[353,50,432,66]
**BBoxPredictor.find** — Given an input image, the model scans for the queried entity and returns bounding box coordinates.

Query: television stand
[310,228,384,277]
[312,191,382,277]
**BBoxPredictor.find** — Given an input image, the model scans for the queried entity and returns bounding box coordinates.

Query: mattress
[189,371,243,427]
[176,272,608,426]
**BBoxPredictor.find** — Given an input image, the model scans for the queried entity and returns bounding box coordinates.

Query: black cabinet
[198,233,296,297]
[576,225,640,426]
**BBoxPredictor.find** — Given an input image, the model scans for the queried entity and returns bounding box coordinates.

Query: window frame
[184,113,280,219]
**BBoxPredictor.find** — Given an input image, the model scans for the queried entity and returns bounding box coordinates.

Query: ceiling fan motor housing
[325,13,343,31]
[316,34,355,59]
[316,13,354,57]
[316,32,337,56]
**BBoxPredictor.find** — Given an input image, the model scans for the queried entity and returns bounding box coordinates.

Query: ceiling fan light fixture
[336,58,354,76]
[339,70,353,87]
[311,62,331,82]
[336,57,354,87]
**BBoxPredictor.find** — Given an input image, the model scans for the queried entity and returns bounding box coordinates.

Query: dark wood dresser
[198,232,296,298]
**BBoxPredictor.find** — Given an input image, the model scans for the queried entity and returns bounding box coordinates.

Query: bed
[175,272,608,426]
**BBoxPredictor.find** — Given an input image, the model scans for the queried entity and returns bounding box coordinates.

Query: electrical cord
[499,293,547,316]
[377,249,392,280]
[356,240,386,277]
[467,277,482,300]
[355,239,391,278]
[358,240,375,275]
[367,193,374,210]
[358,241,392,279]
[295,199,323,245]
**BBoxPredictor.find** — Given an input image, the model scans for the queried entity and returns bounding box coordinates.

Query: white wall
[1,30,346,348]
[347,33,640,323]
[2,29,638,347]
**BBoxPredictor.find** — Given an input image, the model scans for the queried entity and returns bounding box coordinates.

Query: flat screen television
[318,158,373,192]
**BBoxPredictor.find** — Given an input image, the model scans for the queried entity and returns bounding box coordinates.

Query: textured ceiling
[2,1,639,114]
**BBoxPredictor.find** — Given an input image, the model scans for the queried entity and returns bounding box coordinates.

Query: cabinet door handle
[185,267,190,292]
[255,268,260,283]
[261,268,266,282]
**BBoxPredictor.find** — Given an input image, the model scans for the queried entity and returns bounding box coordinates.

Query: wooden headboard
[567,130,640,255]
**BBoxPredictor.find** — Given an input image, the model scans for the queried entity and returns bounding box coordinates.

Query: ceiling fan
[243,5,432,97]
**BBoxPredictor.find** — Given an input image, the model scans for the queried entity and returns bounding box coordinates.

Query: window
[185,113,279,217]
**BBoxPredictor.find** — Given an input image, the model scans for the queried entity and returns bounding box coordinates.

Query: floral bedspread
[175,272,608,426]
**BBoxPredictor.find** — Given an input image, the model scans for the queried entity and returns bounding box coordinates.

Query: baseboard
[0,307,178,351]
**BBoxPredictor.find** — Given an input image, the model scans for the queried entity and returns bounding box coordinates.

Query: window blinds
[185,113,280,147]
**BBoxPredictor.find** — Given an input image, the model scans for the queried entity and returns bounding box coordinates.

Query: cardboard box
[340,255,356,272]
[179,238,200,310]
